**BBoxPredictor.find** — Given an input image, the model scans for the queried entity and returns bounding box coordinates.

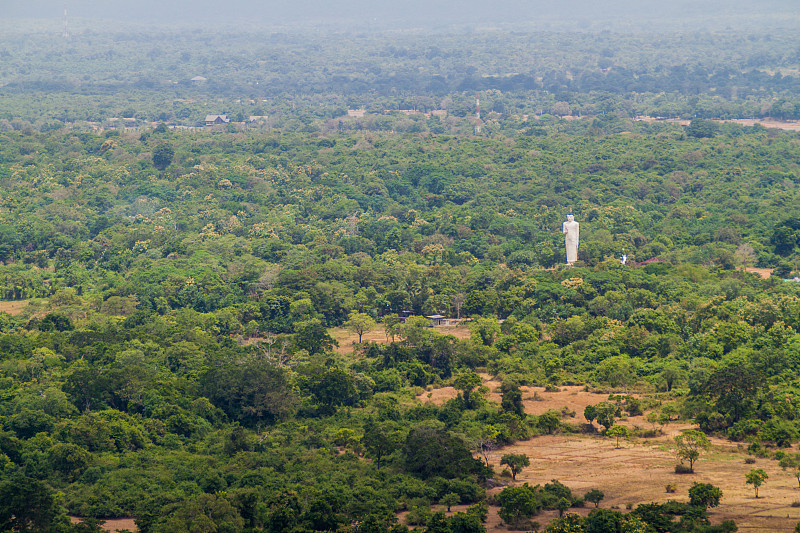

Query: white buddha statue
[563,212,579,264]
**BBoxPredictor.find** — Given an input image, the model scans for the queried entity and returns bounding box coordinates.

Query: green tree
[154,494,244,532]
[363,418,403,467]
[688,483,722,509]
[584,489,604,508]
[404,423,478,479]
[453,371,483,409]
[555,497,571,518]
[746,468,768,498]
[294,318,338,355]
[702,362,765,424]
[441,492,460,512]
[306,366,360,415]
[593,402,617,431]
[545,513,584,533]
[0,471,66,532]
[585,508,622,533]
[674,430,710,473]
[780,454,800,488]
[500,379,524,417]
[500,453,530,481]
[383,313,403,342]
[450,511,486,533]
[345,311,377,343]
[469,317,500,346]
[584,404,597,425]
[606,425,629,448]
[537,411,560,435]
[152,142,174,170]
[496,486,539,527]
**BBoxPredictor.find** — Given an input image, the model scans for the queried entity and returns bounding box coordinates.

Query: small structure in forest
[205,115,230,127]
[426,315,446,327]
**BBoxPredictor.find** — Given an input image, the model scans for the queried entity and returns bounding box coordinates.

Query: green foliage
[606,425,629,448]
[497,485,540,527]
[674,430,711,473]
[151,143,174,171]
[689,483,722,509]
[746,468,769,498]
[500,379,524,418]
[584,489,604,508]
[0,471,69,532]
[500,453,530,481]
[404,423,479,479]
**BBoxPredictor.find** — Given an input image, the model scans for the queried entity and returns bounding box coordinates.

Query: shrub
[665,484,677,493]
[674,464,694,474]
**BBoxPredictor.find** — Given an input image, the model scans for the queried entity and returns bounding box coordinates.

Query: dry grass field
[417,381,800,532]
[0,299,29,315]
[331,324,473,354]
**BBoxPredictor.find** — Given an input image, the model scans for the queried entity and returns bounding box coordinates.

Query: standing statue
[563,211,579,265]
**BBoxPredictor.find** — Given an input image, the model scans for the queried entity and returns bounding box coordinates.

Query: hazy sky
[4,0,798,30]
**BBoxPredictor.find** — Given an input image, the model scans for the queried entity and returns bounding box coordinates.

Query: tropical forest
[2,2,800,532]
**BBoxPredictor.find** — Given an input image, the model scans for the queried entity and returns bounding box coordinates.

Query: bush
[497,486,541,527]
[745,457,756,464]
[665,484,677,493]
[674,464,694,474]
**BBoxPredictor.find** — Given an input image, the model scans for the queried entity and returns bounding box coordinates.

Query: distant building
[205,115,230,127]
[191,76,208,83]
[426,315,446,327]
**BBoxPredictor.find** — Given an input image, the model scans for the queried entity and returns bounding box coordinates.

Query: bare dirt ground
[0,300,29,315]
[745,267,774,279]
[331,325,472,354]
[416,379,800,532]
[70,517,137,532]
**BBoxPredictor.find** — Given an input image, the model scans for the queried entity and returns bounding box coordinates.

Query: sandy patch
[70,517,137,532]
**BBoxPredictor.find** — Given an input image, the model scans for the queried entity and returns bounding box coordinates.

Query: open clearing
[70,517,137,533]
[0,300,29,315]
[418,381,800,532]
[331,324,472,354]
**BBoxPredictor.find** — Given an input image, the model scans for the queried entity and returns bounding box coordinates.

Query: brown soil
[331,325,472,354]
[0,300,29,315]
[70,517,137,532]
[415,380,800,532]
[745,267,774,279]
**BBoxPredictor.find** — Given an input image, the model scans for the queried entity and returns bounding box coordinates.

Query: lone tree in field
[500,453,530,481]
[674,430,710,473]
[746,468,768,498]
[584,489,604,508]
[606,425,629,448]
[344,312,376,344]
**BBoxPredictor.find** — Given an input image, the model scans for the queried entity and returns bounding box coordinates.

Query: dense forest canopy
[2,14,800,533]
